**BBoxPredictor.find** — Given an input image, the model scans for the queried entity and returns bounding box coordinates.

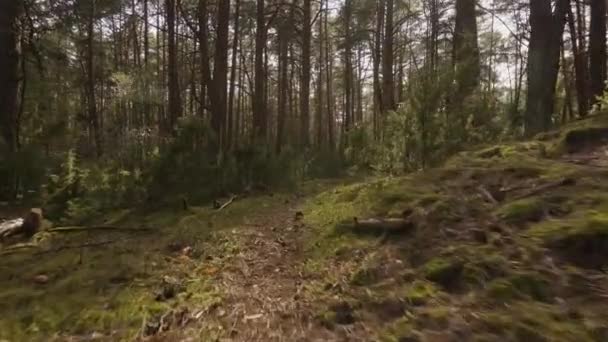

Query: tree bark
[253,0,267,141]
[300,0,311,148]
[324,0,334,150]
[166,0,181,133]
[373,0,384,139]
[227,0,240,149]
[343,0,353,133]
[209,0,230,150]
[86,1,102,157]
[382,0,396,113]
[198,0,210,118]
[589,0,607,105]
[566,1,589,116]
[453,0,480,131]
[525,0,568,136]
[0,1,20,154]
[276,8,290,153]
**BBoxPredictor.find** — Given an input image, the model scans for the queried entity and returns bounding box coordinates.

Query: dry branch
[339,217,414,235]
[511,178,575,201]
[478,186,499,204]
[217,195,237,211]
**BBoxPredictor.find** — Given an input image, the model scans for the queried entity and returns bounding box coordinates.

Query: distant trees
[1,0,607,179]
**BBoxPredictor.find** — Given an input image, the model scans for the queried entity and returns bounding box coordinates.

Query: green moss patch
[496,198,545,224]
[403,280,441,306]
[528,211,608,268]
[421,257,465,290]
[486,272,552,302]
[475,303,595,342]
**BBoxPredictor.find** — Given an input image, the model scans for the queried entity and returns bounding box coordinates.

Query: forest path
[170,196,341,342]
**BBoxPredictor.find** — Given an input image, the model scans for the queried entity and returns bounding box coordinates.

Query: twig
[217,196,237,211]
[511,178,575,201]
[478,186,499,204]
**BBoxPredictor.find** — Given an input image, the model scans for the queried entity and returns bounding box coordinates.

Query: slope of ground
[300,114,608,341]
[1,115,608,341]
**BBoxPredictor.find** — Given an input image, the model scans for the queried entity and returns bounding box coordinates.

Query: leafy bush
[0,144,52,201]
[147,117,305,204]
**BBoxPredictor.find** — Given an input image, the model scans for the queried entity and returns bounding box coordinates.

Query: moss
[486,272,552,302]
[528,211,608,268]
[403,280,440,306]
[476,302,595,342]
[496,198,545,224]
[350,266,382,286]
[379,317,417,342]
[415,306,451,329]
[421,257,464,290]
[554,126,608,154]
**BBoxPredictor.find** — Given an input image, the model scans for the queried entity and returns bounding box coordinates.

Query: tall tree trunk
[373,0,384,139]
[209,0,230,150]
[453,0,480,129]
[0,1,20,154]
[166,0,181,133]
[86,1,102,157]
[382,0,395,113]
[300,0,311,148]
[253,0,267,141]
[343,0,353,133]
[316,0,325,148]
[227,0,240,149]
[276,8,290,153]
[325,0,334,150]
[566,1,589,116]
[525,0,568,136]
[198,0,210,118]
[589,0,607,105]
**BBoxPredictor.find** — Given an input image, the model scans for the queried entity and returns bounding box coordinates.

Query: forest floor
[2,115,608,341]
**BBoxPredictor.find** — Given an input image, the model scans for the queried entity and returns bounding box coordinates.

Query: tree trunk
[373,0,384,139]
[227,0,240,150]
[166,0,181,133]
[86,1,102,157]
[276,12,290,153]
[324,0,334,150]
[0,1,20,154]
[453,0,480,130]
[566,1,589,116]
[316,0,325,148]
[343,0,353,133]
[198,0,210,118]
[382,0,396,113]
[209,0,230,150]
[525,0,568,136]
[300,0,311,148]
[253,0,267,141]
[589,0,607,105]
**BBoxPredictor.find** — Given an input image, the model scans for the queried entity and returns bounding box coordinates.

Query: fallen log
[47,225,155,233]
[0,208,42,239]
[338,217,414,235]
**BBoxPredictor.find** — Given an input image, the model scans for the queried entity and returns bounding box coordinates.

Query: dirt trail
[189,199,338,342]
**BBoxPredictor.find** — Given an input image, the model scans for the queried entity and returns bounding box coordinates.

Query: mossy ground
[2,115,608,341]
[0,191,300,341]
[301,114,608,341]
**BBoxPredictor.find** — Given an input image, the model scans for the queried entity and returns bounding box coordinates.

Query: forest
[1,0,608,340]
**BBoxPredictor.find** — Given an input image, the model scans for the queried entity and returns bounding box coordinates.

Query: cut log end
[0,208,43,240]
